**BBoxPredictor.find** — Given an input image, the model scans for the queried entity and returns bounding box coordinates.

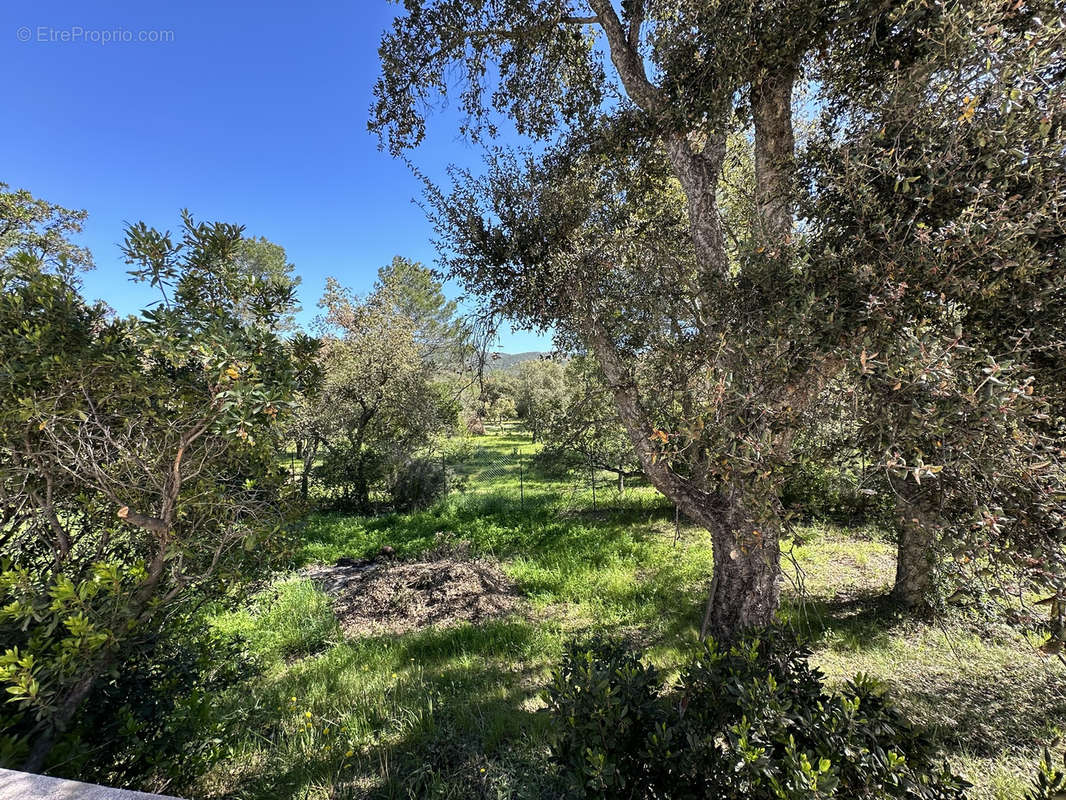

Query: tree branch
[580,300,724,529]
[116,505,169,534]
[464,13,599,41]
[626,1,644,50]
[585,0,663,114]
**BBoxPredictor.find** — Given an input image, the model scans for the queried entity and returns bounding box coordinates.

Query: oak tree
[372,0,1065,637]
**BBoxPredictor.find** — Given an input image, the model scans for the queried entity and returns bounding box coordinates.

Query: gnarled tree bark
[584,316,782,637]
[574,8,803,638]
[890,479,939,611]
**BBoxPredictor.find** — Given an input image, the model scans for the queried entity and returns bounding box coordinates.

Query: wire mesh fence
[434,438,677,521]
[285,427,682,526]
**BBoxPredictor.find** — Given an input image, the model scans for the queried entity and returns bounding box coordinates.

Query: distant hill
[487,351,547,371]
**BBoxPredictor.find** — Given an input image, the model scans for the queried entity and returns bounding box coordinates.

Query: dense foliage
[58,620,258,789]
[534,356,640,490]
[547,633,968,799]
[806,0,1066,619]
[0,194,303,771]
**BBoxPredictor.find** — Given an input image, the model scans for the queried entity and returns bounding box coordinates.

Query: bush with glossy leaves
[546,631,969,799]
[1026,749,1066,800]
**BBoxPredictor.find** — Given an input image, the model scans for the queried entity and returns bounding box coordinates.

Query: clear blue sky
[1,0,551,352]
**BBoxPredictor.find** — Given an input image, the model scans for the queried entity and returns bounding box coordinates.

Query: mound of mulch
[304,539,520,637]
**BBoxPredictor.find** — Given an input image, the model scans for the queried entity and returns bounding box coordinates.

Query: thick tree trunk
[700,497,782,640]
[577,15,797,639]
[665,135,730,277]
[892,500,937,611]
[884,468,941,610]
[585,320,785,639]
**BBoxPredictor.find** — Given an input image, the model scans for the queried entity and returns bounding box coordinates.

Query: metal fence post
[590,461,597,512]
[519,454,524,509]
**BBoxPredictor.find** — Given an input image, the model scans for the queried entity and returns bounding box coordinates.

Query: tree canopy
[0,202,304,771]
[372,0,1066,636]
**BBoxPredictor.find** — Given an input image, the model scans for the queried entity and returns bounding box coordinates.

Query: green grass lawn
[198,425,1066,800]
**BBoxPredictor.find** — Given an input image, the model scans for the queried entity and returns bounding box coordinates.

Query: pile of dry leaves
[303,534,520,636]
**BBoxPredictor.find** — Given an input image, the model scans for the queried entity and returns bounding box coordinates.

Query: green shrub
[391,456,447,511]
[546,637,665,796]
[0,606,259,782]
[315,447,387,511]
[1026,748,1066,800]
[441,437,475,465]
[546,632,969,799]
[59,619,259,788]
[781,460,889,524]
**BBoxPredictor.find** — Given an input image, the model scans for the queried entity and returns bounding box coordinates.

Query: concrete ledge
[0,768,181,799]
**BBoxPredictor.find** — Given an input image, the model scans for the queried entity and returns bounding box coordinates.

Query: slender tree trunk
[300,438,318,502]
[355,454,370,513]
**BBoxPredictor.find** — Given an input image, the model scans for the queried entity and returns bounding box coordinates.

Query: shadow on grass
[908,664,1066,758]
[782,589,1066,765]
[782,589,902,651]
[227,618,563,799]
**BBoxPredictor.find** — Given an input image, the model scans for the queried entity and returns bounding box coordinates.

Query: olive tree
[805,0,1066,620]
[372,0,837,637]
